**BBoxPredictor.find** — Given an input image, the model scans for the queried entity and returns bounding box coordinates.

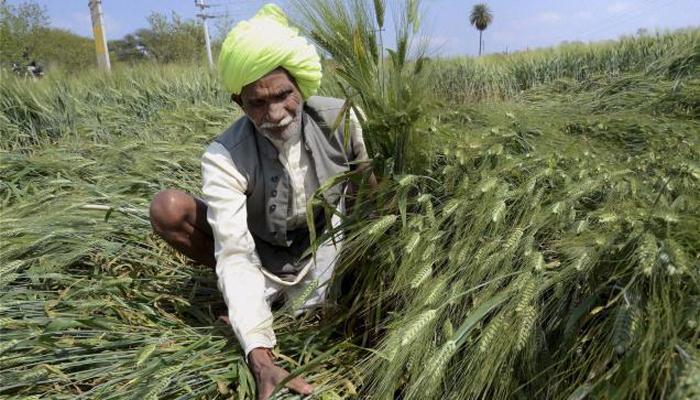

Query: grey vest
[213,96,354,280]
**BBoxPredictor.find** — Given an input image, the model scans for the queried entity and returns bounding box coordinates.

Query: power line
[576,0,676,40]
[553,0,675,44]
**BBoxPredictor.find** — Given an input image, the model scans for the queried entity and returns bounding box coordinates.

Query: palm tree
[469,3,493,56]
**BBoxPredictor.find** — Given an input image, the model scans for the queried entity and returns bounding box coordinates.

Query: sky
[9,0,700,56]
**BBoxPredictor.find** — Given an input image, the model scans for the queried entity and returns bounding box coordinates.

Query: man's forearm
[217,261,277,357]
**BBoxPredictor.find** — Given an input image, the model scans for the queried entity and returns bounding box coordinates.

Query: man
[149,4,371,399]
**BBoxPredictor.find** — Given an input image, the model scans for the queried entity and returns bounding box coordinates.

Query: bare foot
[249,348,313,400]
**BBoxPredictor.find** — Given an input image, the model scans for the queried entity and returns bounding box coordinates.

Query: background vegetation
[0,1,227,71]
[1,0,698,399]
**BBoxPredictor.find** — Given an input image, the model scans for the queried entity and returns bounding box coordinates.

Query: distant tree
[211,10,237,58]
[1,1,93,72]
[136,12,206,64]
[109,33,149,64]
[31,27,93,71]
[108,11,212,66]
[469,3,493,56]
[212,10,236,43]
[0,0,49,63]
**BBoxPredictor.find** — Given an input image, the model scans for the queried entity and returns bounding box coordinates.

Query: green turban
[218,4,322,99]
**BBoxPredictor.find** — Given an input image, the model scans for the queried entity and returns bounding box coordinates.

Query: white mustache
[260,115,294,129]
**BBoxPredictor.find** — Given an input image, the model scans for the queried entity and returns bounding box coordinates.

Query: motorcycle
[11,61,44,79]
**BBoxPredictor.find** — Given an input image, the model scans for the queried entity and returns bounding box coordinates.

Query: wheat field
[1,1,698,398]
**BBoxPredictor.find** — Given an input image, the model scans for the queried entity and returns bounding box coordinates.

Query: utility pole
[88,0,111,71]
[195,0,214,69]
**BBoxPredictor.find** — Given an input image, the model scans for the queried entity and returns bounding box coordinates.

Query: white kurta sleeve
[349,108,369,162]
[201,141,276,357]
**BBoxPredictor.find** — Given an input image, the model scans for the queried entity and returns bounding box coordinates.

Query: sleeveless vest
[213,96,353,280]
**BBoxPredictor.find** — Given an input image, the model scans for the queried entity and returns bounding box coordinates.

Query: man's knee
[149,189,190,237]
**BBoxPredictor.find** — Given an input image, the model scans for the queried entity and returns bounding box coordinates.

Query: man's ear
[231,93,242,107]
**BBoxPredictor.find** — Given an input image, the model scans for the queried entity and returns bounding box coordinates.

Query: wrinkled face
[237,68,303,141]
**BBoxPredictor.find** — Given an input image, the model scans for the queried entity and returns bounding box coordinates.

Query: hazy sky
[12,0,700,56]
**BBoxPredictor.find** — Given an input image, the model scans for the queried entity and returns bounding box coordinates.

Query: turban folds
[218,4,322,99]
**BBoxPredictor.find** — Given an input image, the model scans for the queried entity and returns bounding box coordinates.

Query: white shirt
[201,108,367,356]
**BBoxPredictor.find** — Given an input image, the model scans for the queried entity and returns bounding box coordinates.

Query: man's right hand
[248,347,314,400]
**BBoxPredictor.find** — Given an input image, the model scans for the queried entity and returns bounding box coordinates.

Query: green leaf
[104,207,113,222]
[567,383,593,400]
[45,318,83,332]
[135,343,158,367]
[450,291,510,346]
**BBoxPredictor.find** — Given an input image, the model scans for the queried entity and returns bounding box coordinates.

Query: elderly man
[149,4,370,399]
